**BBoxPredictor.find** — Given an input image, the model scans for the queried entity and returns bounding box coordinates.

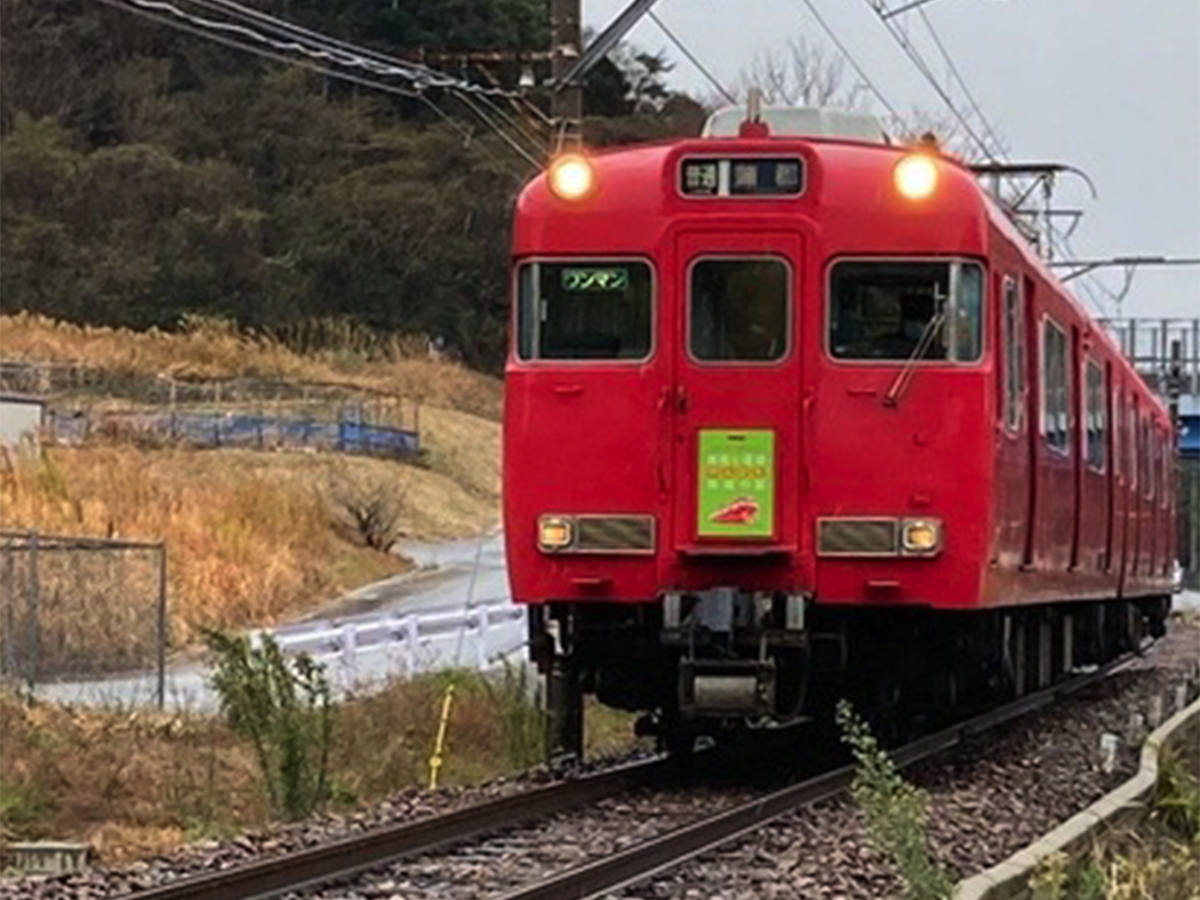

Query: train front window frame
[515,258,654,363]
[688,256,792,365]
[826,258,985,364]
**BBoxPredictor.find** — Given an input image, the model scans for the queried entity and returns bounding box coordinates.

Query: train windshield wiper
[883,310,945,408]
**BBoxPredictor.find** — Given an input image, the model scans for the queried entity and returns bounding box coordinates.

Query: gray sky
[584,0,1200,319]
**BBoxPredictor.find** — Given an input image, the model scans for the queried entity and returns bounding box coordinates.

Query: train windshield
[829,260,983,362]
[689,257,790,362]
[516,260,652,361]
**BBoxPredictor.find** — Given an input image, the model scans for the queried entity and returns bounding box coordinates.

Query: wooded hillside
[0,0,704,371]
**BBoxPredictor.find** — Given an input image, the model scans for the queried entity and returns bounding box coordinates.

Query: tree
[736,37,866,110]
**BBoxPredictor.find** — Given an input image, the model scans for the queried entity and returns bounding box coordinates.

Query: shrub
[837,700,954,900]
[204,630,333,820]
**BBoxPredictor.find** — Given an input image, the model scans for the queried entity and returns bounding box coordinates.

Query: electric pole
[550,0,583,149]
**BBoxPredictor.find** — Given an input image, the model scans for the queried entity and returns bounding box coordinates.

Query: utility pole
[550,0,583,150]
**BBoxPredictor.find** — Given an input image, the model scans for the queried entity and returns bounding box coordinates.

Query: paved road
[33,532,522,711]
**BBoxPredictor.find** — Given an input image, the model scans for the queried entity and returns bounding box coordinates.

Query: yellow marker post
[428,684,455,790]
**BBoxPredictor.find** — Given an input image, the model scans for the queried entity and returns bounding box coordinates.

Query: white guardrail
[248,597,529,689]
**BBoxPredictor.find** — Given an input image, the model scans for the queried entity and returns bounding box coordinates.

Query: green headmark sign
[697,429,775,539]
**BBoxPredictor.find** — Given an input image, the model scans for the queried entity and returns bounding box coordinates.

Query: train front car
[508,109,1039,756]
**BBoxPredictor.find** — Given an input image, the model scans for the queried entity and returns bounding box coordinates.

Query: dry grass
[0,313,502,420]
[0,446,496,644]
[0,675,640,863]
[0,693,267,859]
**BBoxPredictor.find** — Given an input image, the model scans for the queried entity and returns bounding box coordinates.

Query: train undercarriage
[527,591,1172,760]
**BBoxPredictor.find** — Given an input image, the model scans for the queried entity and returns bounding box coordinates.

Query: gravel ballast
[615,619,1200,900]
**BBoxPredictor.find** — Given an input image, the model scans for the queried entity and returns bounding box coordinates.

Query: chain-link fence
[0,360,420,458]
[0,530,168,706]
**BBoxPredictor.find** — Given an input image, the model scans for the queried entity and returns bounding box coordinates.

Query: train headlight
[548,154,595,201]
[900,518,942,555]
[894,153,938,200]
[538,515,574,552]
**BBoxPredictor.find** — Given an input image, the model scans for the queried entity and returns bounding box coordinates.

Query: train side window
[1041,319,1070,453]
[1001,277,1024,431]
[1085,360,1105,471]
[690,257,789,362]
[828,260,983,362]
[1128,398,1138,490]
[515,260,653,361]
[1163,437,1171,510]
[1142,419,1153,499]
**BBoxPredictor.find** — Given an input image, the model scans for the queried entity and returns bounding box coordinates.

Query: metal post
[169,378,178,441]
[156,543,168,709]
[1,539,14,679]
[550,0,583,150]
[27,531,40,687]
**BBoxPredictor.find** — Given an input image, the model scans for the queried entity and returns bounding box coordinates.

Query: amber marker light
[901,518,942,555]
[538,516,574,552]
[894,153,939,200]
[548,153,595,201]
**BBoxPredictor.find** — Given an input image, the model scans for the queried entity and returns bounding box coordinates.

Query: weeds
[204,630,332,820]
[480,662,545,771]
[1155,748,1200,841]
[836,700,954,900]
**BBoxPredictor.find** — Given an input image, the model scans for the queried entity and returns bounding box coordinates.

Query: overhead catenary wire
[796,0,903,124]
[93,0,419,100]
[916,8,1007,159]
[112,0,520,97]
[94,0,544,170]
[861,0,996,161]
[646,10,737,105]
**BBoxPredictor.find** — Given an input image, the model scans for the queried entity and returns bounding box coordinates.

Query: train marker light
[894,153,939,200]
[901,518,942,555]
[538,516,574,552]
[548,154,595,201]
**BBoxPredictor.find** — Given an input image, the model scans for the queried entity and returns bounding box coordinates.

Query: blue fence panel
[47,409,418,459]
[338,421,420,457]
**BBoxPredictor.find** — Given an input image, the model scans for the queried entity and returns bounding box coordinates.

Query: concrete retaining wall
[955,695,1200,900]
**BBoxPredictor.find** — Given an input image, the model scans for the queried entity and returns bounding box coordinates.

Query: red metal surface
[503,136,1174,611]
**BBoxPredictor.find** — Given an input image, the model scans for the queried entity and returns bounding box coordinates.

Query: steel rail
[493,650,1142,900]
[120,756,671,900]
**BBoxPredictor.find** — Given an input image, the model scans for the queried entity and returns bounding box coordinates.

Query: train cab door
[670,231,803,559]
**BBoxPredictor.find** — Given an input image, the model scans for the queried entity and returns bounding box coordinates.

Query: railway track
[111,648,1149,900]
[117,756,670,900]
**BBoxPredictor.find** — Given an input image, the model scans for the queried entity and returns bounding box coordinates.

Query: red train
[503,106,1175,755]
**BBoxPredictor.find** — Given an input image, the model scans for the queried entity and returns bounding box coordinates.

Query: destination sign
[561,267,630,292]
[680,157,804,198]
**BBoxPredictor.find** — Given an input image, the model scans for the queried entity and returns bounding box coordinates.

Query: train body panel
[502,119,1174,747]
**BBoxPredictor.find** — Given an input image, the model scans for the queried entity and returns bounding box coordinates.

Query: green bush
[204,630,332,820]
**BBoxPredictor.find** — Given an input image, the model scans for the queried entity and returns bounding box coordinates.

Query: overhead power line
[93,0,546,169]
[796,0,902,123]
[916,8,1007,158]
[862,0,996,161]
[646,10,736,105]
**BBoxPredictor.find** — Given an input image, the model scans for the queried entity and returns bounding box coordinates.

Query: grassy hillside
[0,314,502,640]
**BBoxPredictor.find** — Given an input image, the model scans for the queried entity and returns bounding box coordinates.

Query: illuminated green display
[697,429,775,539]
[560,267,630,292]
